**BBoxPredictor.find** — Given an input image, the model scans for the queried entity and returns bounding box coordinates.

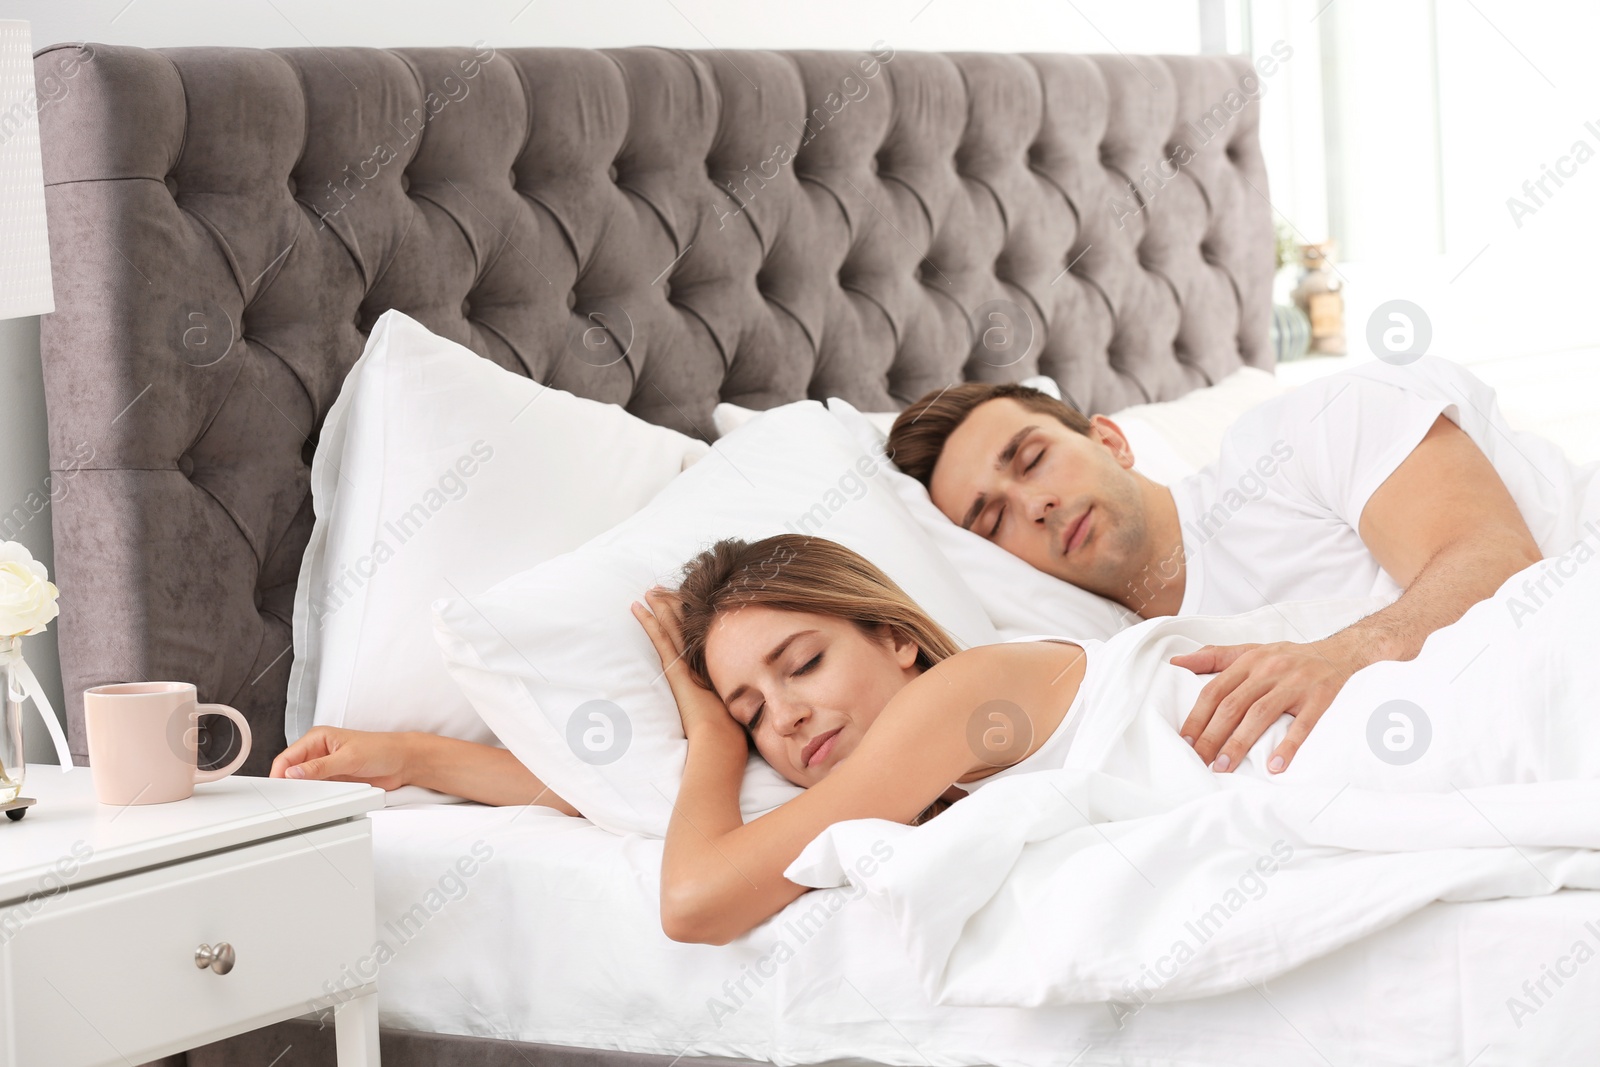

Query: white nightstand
[0,763,386,1066]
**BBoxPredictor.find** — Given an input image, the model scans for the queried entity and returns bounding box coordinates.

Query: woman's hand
[631,586,745,742]
[269,725,413,790]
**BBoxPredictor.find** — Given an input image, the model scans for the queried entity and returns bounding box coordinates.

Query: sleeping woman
[272,531,1599,946]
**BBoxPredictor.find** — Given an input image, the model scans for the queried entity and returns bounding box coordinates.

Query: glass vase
[1,636,25,804]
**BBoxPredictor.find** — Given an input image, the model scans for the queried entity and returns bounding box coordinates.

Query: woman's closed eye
[747,654,821,731]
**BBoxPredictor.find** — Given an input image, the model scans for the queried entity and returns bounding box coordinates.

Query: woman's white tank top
[949,635,1102,796]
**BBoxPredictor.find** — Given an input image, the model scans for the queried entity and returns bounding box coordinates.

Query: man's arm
[1176,414,1542,773]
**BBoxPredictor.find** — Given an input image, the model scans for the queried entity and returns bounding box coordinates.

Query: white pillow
[711,401,772,437]
[431,401,999,837]
[713,376,1065,438]
[1114,417,1202,486]
[828,398,1136,642]
[1109,366,1285,476]
[288,310,710,771]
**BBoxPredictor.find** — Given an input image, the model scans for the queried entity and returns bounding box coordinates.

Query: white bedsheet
[332,797,1600,1067]
[785,557,1600,1017]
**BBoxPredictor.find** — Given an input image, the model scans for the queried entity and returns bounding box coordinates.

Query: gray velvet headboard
[33,42,1272,776]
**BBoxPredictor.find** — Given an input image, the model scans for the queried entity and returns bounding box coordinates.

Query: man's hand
[1172,641,1353,774]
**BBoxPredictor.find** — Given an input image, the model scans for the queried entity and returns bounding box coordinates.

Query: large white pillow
[718,368,1273,486]
[1111,366,1285,478]
[430,401,999,837]
[828,398,1137,642]
[288,310,710,770]
[1112,417,1199,486]
[713,376,1066,438]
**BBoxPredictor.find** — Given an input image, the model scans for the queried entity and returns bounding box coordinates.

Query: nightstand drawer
[1,818,375,1067]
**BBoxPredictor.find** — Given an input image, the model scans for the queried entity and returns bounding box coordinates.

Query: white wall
[13,0,1202,54]
[1239,0,1331,274]
[0,0,1204,764]
[0,314,64,764]
[1428,0,1600,361]
[1248,0,1600,365]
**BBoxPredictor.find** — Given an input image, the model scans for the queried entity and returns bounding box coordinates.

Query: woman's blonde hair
[676,534,960,690]
[674,534,965,825]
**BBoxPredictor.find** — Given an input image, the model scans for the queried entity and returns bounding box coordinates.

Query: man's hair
[886,382,1092,488]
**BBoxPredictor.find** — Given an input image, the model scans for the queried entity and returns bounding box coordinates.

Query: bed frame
[33,41,1272,1067]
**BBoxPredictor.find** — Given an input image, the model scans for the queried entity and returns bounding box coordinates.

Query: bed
[31,39,1594,1067]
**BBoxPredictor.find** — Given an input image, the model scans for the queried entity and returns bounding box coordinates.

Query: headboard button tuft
[608,164,619,183]
[164,175,178,198]
[177,454,195,479]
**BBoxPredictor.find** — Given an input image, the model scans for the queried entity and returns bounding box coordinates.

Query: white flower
[0,541,59,637]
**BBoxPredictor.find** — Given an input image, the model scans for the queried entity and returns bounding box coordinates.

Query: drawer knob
[194,942,236,975]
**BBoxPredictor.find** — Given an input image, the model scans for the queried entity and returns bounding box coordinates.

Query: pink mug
[83,682,253,805]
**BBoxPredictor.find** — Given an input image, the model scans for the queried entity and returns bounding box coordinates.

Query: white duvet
[787,547,1600,1010]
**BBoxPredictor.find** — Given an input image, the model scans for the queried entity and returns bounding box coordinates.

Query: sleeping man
[886,356,1600,777]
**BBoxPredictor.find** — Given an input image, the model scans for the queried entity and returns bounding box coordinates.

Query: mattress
[309,801,1600,1067]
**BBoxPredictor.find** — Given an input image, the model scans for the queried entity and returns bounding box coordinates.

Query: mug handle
[192,704,254,784]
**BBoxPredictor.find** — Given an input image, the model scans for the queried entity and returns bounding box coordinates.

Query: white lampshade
[0,20,54,321]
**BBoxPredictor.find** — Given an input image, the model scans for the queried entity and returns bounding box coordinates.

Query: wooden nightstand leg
[333,985,381,1066]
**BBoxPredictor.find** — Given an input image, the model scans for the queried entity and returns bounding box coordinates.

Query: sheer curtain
[1241,0,1599,365]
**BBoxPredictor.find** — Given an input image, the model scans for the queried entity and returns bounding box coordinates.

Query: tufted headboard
[33,42,1272,775]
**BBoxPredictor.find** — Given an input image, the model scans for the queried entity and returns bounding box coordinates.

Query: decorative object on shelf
[1273,219,1300,275]
[1270,302,1313,362]
[1,637,30,814]
[1,539,70,819]
[1290,240,1346,355]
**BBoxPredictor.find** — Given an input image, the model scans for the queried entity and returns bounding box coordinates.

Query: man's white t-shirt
[1168,356,1600,618]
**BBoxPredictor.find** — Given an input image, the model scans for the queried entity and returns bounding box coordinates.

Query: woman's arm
[407,732,583,814]
[659,713,774,942]
[271,726,582,816]
[634,591,1081,944]
[660,701,966,943]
